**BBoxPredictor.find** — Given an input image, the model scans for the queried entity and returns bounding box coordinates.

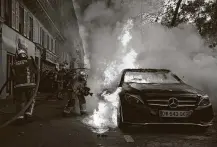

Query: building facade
[0,0,84,98]
[57,0,85,69]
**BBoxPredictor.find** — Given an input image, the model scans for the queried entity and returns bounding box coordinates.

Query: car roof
[122,68,171,73]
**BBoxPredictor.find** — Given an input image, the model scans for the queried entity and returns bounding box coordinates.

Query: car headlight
[198,94,211,106]
[124,93,144,105]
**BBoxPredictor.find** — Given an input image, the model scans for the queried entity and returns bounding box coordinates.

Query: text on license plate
[159,110,192,118]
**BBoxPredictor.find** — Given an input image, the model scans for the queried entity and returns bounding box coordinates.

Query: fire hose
[0,58,40,129]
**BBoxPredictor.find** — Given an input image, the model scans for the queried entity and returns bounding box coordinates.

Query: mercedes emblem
[168,97,179,108]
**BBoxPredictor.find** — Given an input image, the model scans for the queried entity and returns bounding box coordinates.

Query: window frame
[15,0,19,31]
[11,0,15,29]
[18,4,24,35]
[47,34,50,50]
[29,15,33,41]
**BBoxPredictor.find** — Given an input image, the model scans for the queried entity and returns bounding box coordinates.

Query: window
[26,12,30,39]
[47,35,49,49]
[39,27,42,45]
[29,16,33,41]
[24,9,27,36]
[51,38,53,51]
[15,1,19,31]
[55,40,57,53]
[11,0,15,29]
[4,0,12,26]
[19,5,24,34]
[53,39,56,53]
[38,24,40,44]
[6,53,15,95]
[0,0,2,17]
[33,19,38,43]
[42,29,45,47]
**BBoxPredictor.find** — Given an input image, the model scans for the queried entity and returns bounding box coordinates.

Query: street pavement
[0,93,217,147]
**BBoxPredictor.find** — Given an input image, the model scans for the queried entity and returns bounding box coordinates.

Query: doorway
[6,53,15,96]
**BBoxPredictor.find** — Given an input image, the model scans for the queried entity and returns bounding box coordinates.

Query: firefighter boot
[14,102,25,124]
[25,99,35,119]
[63,98,75,115]
[16,102,25,119]
[63,106,74,114]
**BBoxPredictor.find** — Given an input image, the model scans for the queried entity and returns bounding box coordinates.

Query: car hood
[122,83,204,95]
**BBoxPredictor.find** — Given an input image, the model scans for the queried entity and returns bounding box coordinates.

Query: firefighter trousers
[66,91,86,113]
[14,87,35,116]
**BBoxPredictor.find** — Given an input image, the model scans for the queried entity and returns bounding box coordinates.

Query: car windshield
[124,71,181,84]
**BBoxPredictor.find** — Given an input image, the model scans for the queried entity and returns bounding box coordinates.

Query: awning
[2,36,16,54]
[41,61,56,72]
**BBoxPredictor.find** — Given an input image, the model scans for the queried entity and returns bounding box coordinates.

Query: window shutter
[51,39,53,52]
[38,25,40,44]
[39,27,42,45]
[42,29,45,47]
[26,13,30,39]
[1,0,4,18]
[33,18,37,42]
[12,0,16,29]
[53,39,56,53]
[48,35,50,50]
[24,9,27,36]
[44,32,47,48]
[15,1,19,31]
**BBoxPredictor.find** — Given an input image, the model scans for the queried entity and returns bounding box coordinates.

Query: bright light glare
[82,19,137,134]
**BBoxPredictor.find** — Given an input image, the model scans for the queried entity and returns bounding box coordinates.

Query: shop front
[39,49,57,93]
[0,24,35,99]
[35,43,42,69]
[35,43,43,83]
[41,48,57,72]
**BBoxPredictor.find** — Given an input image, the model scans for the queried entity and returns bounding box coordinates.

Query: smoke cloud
[81,0,217,131]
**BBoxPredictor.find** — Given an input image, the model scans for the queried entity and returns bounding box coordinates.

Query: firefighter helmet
[16,48,28,60]
[78,71,87,81]
[16,39,28,60]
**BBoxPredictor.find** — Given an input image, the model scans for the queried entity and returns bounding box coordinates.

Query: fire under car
[117,69,214,131]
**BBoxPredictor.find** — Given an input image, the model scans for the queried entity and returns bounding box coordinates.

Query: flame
[82,19,137,133]
[118,19,134,47]
[103,19,138,86]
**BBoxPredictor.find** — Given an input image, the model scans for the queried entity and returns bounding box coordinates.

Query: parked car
[116,68,214,131]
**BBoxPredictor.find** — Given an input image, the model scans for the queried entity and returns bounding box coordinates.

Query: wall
[2,24,35,57]
[0,23,7,98]
[0,24,36,99]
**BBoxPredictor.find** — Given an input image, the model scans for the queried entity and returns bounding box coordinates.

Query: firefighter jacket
[74,80,92,96]
[11,59,37,89]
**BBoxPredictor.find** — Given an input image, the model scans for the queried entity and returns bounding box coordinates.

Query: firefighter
[53,67,59,93]
[11,41,38,120]
[63,70,77,115]
[63,70,93,116]
[56,64,66,100]
[76,71,93,115]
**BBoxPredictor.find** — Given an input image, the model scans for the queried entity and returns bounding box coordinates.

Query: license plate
[159,110,192,118]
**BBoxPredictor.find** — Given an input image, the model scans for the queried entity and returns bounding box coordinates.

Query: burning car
[117,69,214,130]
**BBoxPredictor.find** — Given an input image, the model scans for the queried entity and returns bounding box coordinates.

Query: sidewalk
[0,92,65,125]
